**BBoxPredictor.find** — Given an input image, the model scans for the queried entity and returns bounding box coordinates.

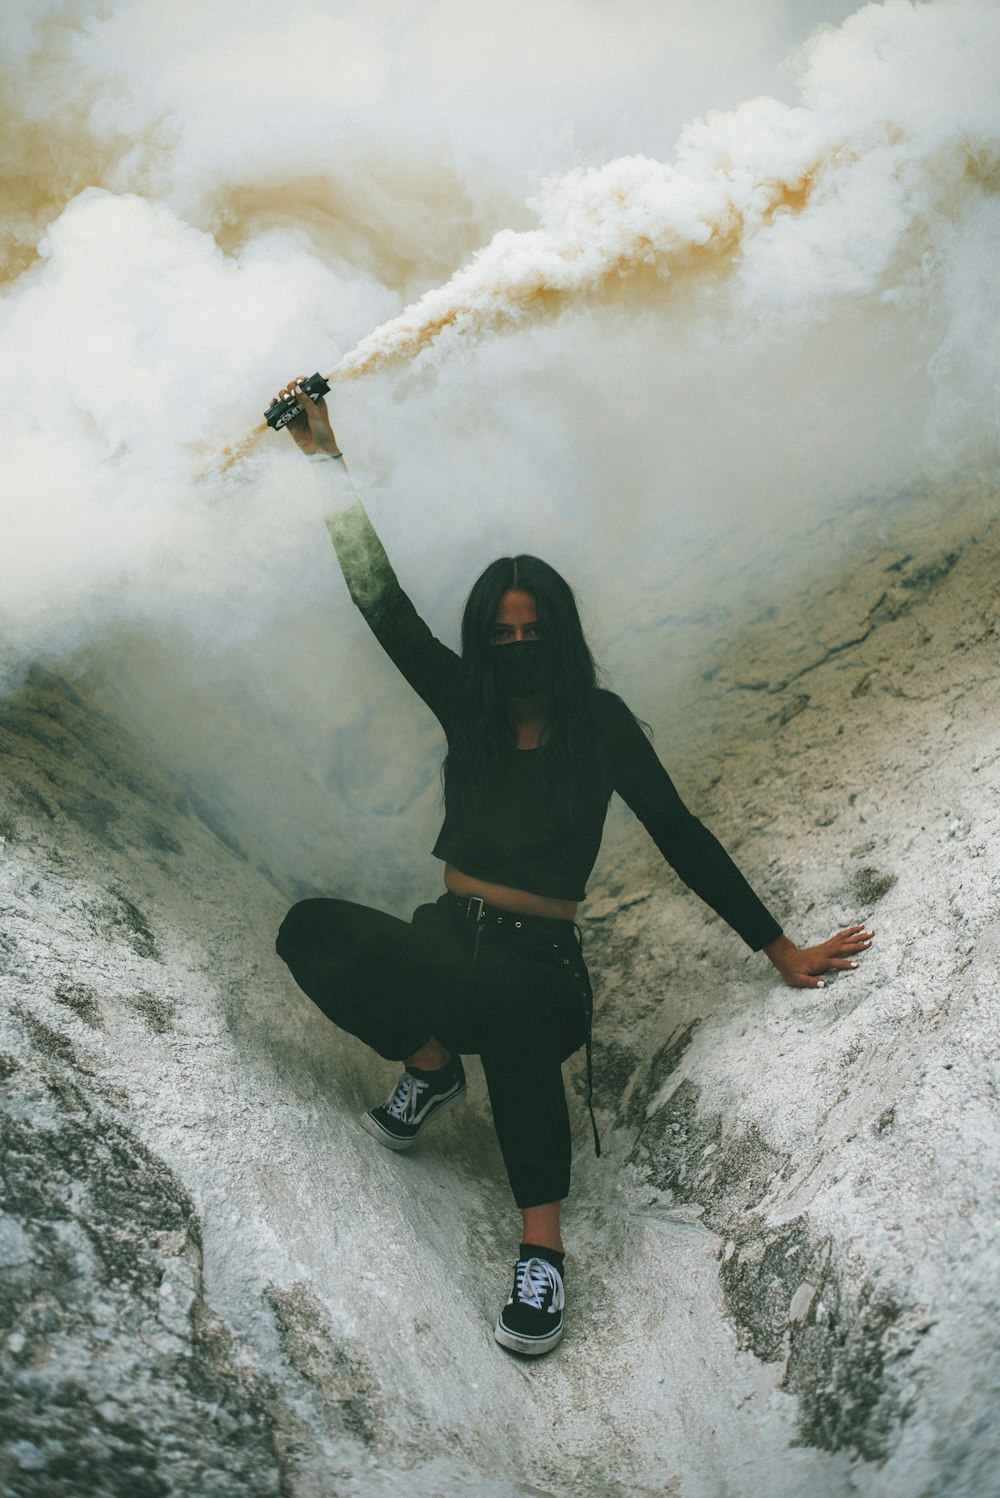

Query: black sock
[520,1242,565,1276]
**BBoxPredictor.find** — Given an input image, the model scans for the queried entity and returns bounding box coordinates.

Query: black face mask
[493,641,548,696]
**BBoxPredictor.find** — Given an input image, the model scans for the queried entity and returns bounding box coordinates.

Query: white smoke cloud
[0,0,996,904]
[0,186,396,667]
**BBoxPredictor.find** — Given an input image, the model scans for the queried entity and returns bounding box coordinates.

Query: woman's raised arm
[272,376,460,722]
[272,375,394,613]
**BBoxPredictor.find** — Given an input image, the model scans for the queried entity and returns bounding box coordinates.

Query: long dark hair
[443,554,603,819]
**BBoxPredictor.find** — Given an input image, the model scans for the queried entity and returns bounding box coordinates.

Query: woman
[273,377,874,1357]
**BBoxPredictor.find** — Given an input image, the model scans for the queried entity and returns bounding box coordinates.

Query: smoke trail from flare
[330,0,999,382]
[221,0,999,468]
[332,126,815,382]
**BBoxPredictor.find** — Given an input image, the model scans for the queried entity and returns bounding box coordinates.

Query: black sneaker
[360,1057,466,1151]
[494,1254,565,1355]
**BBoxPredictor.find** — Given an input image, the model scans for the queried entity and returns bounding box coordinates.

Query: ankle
[520,1203,563,1255]
[404,1040,451,1072]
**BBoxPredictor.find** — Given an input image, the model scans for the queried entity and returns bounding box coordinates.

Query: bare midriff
[444,864,578,922]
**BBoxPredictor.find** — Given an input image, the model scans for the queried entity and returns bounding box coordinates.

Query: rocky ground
[0,479,997,1496]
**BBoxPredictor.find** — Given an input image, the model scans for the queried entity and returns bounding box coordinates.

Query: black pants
[275,892,591,1209]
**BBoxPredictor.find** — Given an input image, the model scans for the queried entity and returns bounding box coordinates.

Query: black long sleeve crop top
[323,481,783,952]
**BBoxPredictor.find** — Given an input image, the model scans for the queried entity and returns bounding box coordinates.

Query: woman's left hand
[764,926,875,989]
[272,375,342,458]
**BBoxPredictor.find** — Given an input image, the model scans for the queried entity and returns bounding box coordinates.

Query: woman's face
[490,588,541,646]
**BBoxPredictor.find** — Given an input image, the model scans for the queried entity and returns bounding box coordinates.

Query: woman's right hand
[273,376,342,459]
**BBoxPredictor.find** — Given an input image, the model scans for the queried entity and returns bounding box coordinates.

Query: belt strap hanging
[586,1033,601,1158]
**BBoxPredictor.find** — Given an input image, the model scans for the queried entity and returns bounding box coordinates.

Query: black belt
[446,890,576,934]
[444,891,602,1159]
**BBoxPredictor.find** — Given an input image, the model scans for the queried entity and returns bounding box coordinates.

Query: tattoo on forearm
[325,501,400,619]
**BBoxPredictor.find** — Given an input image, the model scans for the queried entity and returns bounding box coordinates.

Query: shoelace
[510,1257,565,1313]
[385,1072,429,1123]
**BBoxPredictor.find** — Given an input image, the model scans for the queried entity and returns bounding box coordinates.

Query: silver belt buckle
[466,895,485,924]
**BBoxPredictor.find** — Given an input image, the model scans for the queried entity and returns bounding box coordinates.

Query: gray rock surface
[1,496,998,1496]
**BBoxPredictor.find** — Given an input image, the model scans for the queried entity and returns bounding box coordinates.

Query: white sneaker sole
[494,1317,564,1356]
[359,1084,466,1151]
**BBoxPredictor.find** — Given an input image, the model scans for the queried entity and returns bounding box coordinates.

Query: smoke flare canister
[264,373,331,431]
